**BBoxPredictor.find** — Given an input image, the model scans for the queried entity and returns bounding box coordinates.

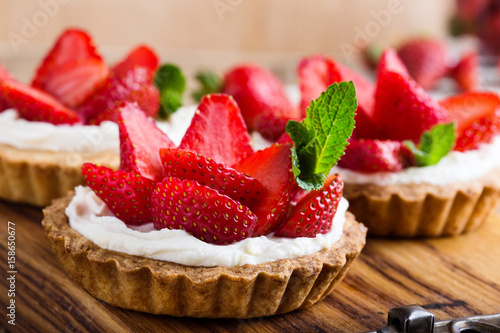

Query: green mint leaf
[404,122,456,167]
[192,70,222,102]
[154,64,186,119]
[287,81,357,190]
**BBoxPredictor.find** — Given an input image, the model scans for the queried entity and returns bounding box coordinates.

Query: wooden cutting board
[1,200,499,333]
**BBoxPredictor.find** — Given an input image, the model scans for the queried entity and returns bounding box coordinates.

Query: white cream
[333,135,500,186]
[66,185,348,267]
[0,109,119,153]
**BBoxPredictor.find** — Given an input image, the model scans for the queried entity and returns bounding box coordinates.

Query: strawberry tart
[42,83,367,317]
[298,51,500,237]
[0,28,159,206]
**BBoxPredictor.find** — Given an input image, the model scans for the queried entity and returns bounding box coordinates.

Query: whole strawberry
[338,139,405,173]
[223,64,300,141]
[0,63,14,111]
[451,52,479,92]
[397,37,448,90]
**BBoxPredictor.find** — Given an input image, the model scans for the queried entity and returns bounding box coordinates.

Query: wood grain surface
[1,200,499,333]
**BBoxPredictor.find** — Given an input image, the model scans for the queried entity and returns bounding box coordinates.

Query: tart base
[0,143,119,207]
[343,168,500,237]
[42,192,367,318]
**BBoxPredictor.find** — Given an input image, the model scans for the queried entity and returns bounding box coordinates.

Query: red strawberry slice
[222,64,300,141]
[152,177,257,245]
[440,92,500,152]
[81,163,156,225]
[32,28,108,108]
[376,48,409,78]
[79,67,160,124]
[160,148,264,206]
[338,139,405,173]
[40,58,108,108]
[274,174,343,238]
[373,68,448,142]
[179,94,253,166]
[397,38,448,90]
[118,102,174,182]
[0,79,81,125]
[0,63,14,111]
[235,144,293,236]
[298,55,377,139]
[112,45,159,79]
[451,52,479,92]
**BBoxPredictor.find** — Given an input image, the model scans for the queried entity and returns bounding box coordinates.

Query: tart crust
[42,192,367,318]
[0,143,119,206]
[343,168,500,237]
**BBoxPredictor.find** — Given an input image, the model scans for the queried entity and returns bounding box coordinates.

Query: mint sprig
[287,81,357,190]
[154,64,186,119]
[192,70,222,102]
[404,122,456,167]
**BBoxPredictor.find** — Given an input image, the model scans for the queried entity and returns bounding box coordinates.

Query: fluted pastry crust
[343,168,500,237]
[0,143,119,206]
[42,192,367,318]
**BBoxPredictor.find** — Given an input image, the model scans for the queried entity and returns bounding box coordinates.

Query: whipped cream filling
[67,186,348,267]
[333,135,500,186]
[0,109,119,153]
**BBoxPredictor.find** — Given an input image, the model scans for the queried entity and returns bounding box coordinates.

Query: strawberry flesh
[0,79,81,125]
[79,67,160,124]
[179,94,253,166]
[112,45,159,79]
[373,69,449,142]
[152,177,257,244]
[338,139,405,173]
[0,64,14,111]
[81,163,156,225]
[118,102,174,182]
[160,148,264,206]
[235,144,293,236]
[440,92,500,151]
[32,28,108,108]
[223,64,300,141]
[275,174,343,238]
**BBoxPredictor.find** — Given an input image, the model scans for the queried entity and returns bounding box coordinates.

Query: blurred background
[0,0,456,85]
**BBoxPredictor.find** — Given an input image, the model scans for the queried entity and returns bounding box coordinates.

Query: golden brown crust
[343,168,500,237]
[0,143,119,206]
[42,192,367,318]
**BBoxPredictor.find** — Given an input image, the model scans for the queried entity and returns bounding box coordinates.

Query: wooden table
[1,200,499,333]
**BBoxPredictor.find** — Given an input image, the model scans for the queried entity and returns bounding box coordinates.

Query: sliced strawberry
[32,28,108,108]
[275,174,343,238]
[179,94,253,166]
[81,163,156,225]
[235,144,293,236]
[451,52,479,92]
[440,92,500,151]
[40,58,108,108]
[118,102,174,182]
[0,79,81,124]
[0,63,14,111]
[376,48,410,78]
[373,69,448,142]
[112,45,159,79]
[151,177,257,245]
[222,64,300,140]
[160,148,264,206]
[397,38,448,90]
[338,139,405,173]
[79,67,160,124]
[298,55,377,138]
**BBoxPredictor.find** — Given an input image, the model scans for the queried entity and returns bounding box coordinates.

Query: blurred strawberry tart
[42,83,367,317]
[299,51,500,237]
[0,28,160,206]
